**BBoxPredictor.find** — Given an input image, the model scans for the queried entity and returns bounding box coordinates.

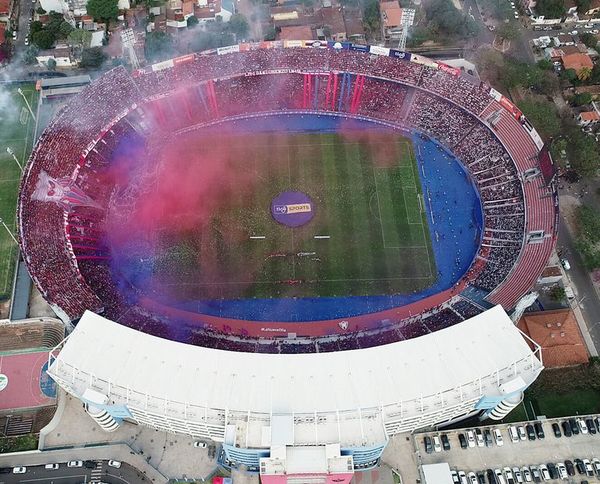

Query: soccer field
[0,84,38,301]
[150,130,437,300]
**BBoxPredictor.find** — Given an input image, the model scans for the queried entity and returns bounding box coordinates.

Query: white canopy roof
[50,305,537,415]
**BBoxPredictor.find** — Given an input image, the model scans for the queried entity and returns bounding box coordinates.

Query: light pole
[0,218,19,245]
[6,147,23,172]
[17,87,36,121]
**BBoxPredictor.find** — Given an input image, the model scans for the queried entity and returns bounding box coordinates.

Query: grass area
[0,83,38,301]
[146,131,436,300]
[525,389,600,418]
[0,434,39,454]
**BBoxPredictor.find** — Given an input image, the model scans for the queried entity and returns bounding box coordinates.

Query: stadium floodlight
[6,147,23,172]
[17,88,36,121]
[0,217,18,245]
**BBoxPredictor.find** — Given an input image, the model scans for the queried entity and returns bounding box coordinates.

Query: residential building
[561,51,594,73]
[577,110,600,125]
[316,5,346,41]
[380,0,402,40]
[278,25,313,40]
[342,7,365,42]
[518,309,589,367]
[36,46,75,68]
[0,0,14,23]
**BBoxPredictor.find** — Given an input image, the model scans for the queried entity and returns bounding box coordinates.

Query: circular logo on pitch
[0,374,8,392]
[271,191,314,227]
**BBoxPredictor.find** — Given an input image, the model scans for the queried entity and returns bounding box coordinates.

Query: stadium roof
[50,305,537,415]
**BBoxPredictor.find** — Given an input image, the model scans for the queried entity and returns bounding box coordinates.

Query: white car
[466,430,476,448]
[458,470,468,484]
[570,30,578,35]
[512,467,523,483]
[517,426,526,441]
[467,472,478,484]
[578,418,588,434]
[556,462,568,480]
[584,23,593,28]
[538,464,550,480]
[475,430,485,447]
[493,428,504,446]
[593,458,600,474]
[107,460,122,468]
[24,37,29,45]
[44,463,59,470]
[193,441,208,448]
[583,459,594,477]
[514,12,519,18]
[68,460,83,467]
[522,466,532,482]
[433,435,442,452]
[12,467,26,474]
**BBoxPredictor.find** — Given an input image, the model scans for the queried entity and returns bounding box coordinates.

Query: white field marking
[314,235,330,239]
[249,236,266,239]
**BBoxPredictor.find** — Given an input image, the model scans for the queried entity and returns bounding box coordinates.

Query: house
[0,0,13,23]
[0,22,5,46]
[518,309,589,367]
[278,25,313,40]
[561,51,594,72]
[315,5,346,41]
[165,0,195,29]
[380,0,402,40]
[554,34,576,46]
[577,110,600,125]
[581,0,600,16]
[342,7,365,42]
[538,265,563,284]
[36,46,75,67]
[193,0,233,24]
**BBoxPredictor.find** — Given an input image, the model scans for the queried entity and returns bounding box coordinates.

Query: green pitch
[0,84,38,301]
[154,131,437,300]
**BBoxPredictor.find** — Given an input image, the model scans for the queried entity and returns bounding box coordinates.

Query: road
[0,461,152,484]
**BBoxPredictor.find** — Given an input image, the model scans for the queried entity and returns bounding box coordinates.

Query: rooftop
[380,1,402,27]
[561,52,594,71]
[279,25,313,40]
[518,309,588,367]
[580,111,600,121]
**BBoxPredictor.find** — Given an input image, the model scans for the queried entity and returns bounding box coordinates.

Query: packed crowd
[19,48,539,351]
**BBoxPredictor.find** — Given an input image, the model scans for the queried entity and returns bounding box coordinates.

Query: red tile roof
[278,25,313,40]
[562,52,594,72]
[518,309,589,367]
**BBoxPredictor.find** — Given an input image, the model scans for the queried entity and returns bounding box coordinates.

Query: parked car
[512,467,523,483]
[484,429,492,447]
[83,461,96,469]
[475,428,485,447]
[534,421,545,439]
[433,435,442,452]
[557,462,568,480]
[495,468,507,484]
[569,418,580,435]
[583,459,595,477]
[467,430,476,448]
[521,466,532,482]
[493,428,504,446]
[562,420,572,437]
[12,467,26,474]
[565,459,575,476]
[547,463,558,479]
[592,458,600,476]
[458,433,468,449]
[441,433,450,450]
[458,470,468,484]
[467,472,478,484]
[594,416,600,432]
[538,464,550,480]
[67,461,83,468]
[526,423,536,440]
[44,464,59,470]
[552,422,561,437]
[451,470,460,484]
[476,472,485,484]
[575,458,586,474]
[577,418,588,434]
[586,417,596,434]
[108,460,122,469]
[530,466,541,482]
[486,469,495,484]
[424,436,433,454]
[508,425,519,443]
[517,426,526,441]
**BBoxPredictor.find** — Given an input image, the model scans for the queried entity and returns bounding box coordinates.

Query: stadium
[18,42,556,477]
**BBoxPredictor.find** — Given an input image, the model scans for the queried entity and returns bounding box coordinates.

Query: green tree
[86,0,119,22]
[58,20,74,38]
[23,45,40,64]
[497,21,519,40]
[537,58,553,70]
[187,15,199,27]
[363,0,380,35]
[144,31,175,61]
[47,57,57,70]
[263,25,277,41]
[228,13,249,38]
[569,130,600,176]
[80,46,107,67]
[517,99,561,140]
[549,285,566,301]
[534,0,566,18]
[561,68,578,84]
[29,21,44,34]
[576,0,592,13]
[31,30,56,49]
[579,32,598,48]
[36,6,46,14]
[67,28,92,48]
[572,92,593,105]
[577,205,600,243]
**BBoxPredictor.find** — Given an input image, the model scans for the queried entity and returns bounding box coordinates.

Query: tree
[363,0,380,35]
[58,20,74,38]
[572,92,592,106]
[537,58,553,70]
[561,68,578,84]
[578,66,592,81]
[31,30,56,49]
[263,25,277,41]
[517,99,561,140]
[144,31,175,61]
[497,21,519,40]
[29,21,44,34]
[549,285,566,301]
[569,130,600,176]
[534,0,565,18]
[36,6,46,14]
[579,32,598,49]
[187,15,199,28]
[228,13,249,38]
[576,0,592,13]
[68,28,92,48]
[23,45,39,64]
[80,46,107,67]
[47,57,57,70]
[86,0,119,22]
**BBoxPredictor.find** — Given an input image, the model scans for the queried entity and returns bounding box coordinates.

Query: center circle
[271,191,315,228]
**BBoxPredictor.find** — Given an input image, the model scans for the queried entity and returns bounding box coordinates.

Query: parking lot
[417,415,600,482]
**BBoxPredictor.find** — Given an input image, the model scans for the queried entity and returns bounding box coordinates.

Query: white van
[508,425,519,443]
[561,259,571,270]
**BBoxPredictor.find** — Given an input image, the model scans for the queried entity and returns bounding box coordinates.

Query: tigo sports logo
[274,203,312,215]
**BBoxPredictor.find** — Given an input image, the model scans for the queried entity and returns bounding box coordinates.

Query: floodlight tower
[121,29,140,70]
[398,8,415,51]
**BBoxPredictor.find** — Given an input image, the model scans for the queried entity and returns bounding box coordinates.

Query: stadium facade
[19,42,557,476]
[48,306,542,473]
